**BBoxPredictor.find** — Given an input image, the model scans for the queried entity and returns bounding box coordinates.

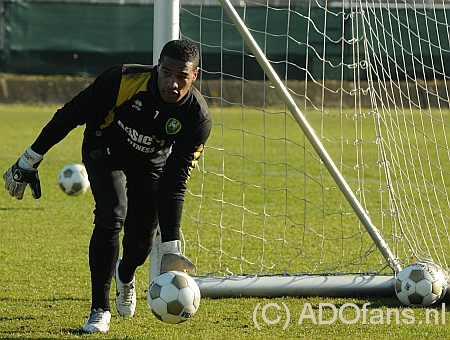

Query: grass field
[1,104,449,339]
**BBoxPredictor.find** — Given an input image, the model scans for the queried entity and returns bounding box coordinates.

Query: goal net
[171,0,450,296]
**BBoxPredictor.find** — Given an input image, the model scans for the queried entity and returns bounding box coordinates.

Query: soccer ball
[57,164,90,196]
[395,261,448,307]
[148,270,201,324]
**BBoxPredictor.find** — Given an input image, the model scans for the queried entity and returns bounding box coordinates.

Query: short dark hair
[159,40,200,69]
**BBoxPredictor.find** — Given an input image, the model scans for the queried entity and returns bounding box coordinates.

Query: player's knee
[93,214,125,231]
[92,224,121,241]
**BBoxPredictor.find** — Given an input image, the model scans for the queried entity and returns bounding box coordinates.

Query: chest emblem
[166,118,182,134]
[132,99,142,111]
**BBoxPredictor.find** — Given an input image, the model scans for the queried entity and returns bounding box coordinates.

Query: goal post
[152,0,180,65]
[150,0,450,298]
[149,0,180,285]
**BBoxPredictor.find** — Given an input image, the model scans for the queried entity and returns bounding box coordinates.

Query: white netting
[178,0,450,277]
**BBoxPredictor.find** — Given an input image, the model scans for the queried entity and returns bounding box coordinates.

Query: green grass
[1,104,450,339]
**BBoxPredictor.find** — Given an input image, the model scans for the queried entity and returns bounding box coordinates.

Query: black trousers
[83,143,159,310]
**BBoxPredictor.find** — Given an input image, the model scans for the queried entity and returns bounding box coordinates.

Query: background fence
[1,0,449,80]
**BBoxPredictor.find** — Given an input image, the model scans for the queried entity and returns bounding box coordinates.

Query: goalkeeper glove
[3,147,43,200]
[161,240,197,274]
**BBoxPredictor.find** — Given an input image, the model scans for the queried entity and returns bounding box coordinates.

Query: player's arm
[3,66,122,200]
[158,115,212,274]
[31,66,122,155]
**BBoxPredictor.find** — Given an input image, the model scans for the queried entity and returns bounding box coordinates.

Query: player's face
[157,56,198,104]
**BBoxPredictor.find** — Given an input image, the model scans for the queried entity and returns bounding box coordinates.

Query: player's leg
[121,179,159,279]
[115,167,159,316]
[82,145,128,332]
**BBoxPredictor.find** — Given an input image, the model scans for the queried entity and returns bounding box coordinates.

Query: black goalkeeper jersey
[31,64,212,199]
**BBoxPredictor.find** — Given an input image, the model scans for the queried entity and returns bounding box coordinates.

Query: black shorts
[83,140,160,248]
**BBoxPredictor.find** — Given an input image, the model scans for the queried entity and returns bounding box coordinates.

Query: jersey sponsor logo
[117,119,166,153]
[118,119,153,145]
[166,118,182,134]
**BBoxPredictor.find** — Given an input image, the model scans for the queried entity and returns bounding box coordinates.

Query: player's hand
[161,240,197,274]
[3,147,43,200]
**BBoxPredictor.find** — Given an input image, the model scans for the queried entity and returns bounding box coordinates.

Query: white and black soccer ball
[57,164,90,196]
[395,261,449,307]
[148,270,201,324]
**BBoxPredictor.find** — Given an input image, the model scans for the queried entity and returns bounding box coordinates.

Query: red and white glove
[3,147,43,200]
[161,240,197,274]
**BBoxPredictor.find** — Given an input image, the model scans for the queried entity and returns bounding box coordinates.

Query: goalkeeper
[3,39,211,333]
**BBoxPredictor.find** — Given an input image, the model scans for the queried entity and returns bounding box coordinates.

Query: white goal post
[151,0,450,298]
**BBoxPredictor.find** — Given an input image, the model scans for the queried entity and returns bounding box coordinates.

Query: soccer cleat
[83,308,111,333]
[115,258,136,316]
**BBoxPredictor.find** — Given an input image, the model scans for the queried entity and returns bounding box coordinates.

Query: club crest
[166,118,182,134]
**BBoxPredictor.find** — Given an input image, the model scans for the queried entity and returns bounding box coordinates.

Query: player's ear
[192,67,199,81]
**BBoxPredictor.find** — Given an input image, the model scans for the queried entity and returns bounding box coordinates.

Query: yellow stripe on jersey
[193,144,204,161]
[100,71,152,129]
[100,110,115,129]
[186,144,205,183]
[116,72,151,106]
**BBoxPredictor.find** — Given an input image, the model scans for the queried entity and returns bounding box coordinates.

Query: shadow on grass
[0,207,45,211]
[0,332,85,339]
[0,315,36,322]
[0,296,89,302]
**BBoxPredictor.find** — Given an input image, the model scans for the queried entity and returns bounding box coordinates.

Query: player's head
[157,40,200,104]
[159,39,200,69]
